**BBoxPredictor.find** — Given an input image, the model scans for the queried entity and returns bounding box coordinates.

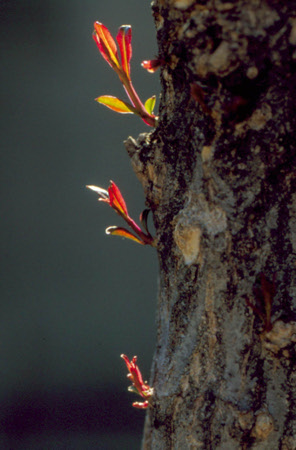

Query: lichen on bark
[125,1,296,448]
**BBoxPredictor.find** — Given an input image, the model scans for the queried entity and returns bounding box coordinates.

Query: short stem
[115,208,154,245]
[118,72,156,127]
[126,216,154,246]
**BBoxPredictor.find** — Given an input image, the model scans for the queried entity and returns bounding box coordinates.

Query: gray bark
[126,1,296,448]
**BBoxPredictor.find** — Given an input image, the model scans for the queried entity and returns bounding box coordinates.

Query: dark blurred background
[0,1,159,448]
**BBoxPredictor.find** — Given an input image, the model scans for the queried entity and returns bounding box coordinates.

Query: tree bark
[126,1,296,448]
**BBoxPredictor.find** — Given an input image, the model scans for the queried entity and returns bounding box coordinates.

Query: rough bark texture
[125,1,296,448]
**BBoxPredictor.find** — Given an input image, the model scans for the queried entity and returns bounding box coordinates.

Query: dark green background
[1,1,159,447]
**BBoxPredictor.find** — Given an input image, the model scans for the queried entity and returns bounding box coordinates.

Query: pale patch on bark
[263,320,296,354]
[174,220,202,265]
[234,103,273,136]
[208,41,232,73]
[251,411,274,441]
[173,190,227,264]
[201,145,214,163]
[248,103,273,131]
[172,0,195,10]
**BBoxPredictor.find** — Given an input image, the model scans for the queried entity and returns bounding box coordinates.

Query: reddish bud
[87,182,154,246]
[141,59,162,73]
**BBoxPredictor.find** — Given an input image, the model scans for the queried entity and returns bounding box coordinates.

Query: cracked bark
[125,1,296,448]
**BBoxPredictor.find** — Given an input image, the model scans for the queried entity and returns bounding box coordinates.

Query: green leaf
[144,95,156,115]
[96,96,138,114]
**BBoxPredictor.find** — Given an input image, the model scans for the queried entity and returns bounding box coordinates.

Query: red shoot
[121,354,153,409]
[93,21,157,127]
[86,181,128,218]
[87,181,154,246]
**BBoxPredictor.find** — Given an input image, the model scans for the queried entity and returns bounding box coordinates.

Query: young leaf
[132,401,149,409]
[141,59,162,73]
[105,226,144,245]
[86,185,109,201]
[108,181,128,217]
[144,96,156,115]
[116,25,132,79]
[93,22,120,69]
[96,96,138,114]
[140,209,152,237]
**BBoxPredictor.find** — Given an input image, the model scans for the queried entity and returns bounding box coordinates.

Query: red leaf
[116,25,132,79]
[108,181,128,216]
[93,22,120,69]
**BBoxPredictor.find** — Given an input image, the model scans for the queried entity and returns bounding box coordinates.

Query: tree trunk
[125,1,296,448]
